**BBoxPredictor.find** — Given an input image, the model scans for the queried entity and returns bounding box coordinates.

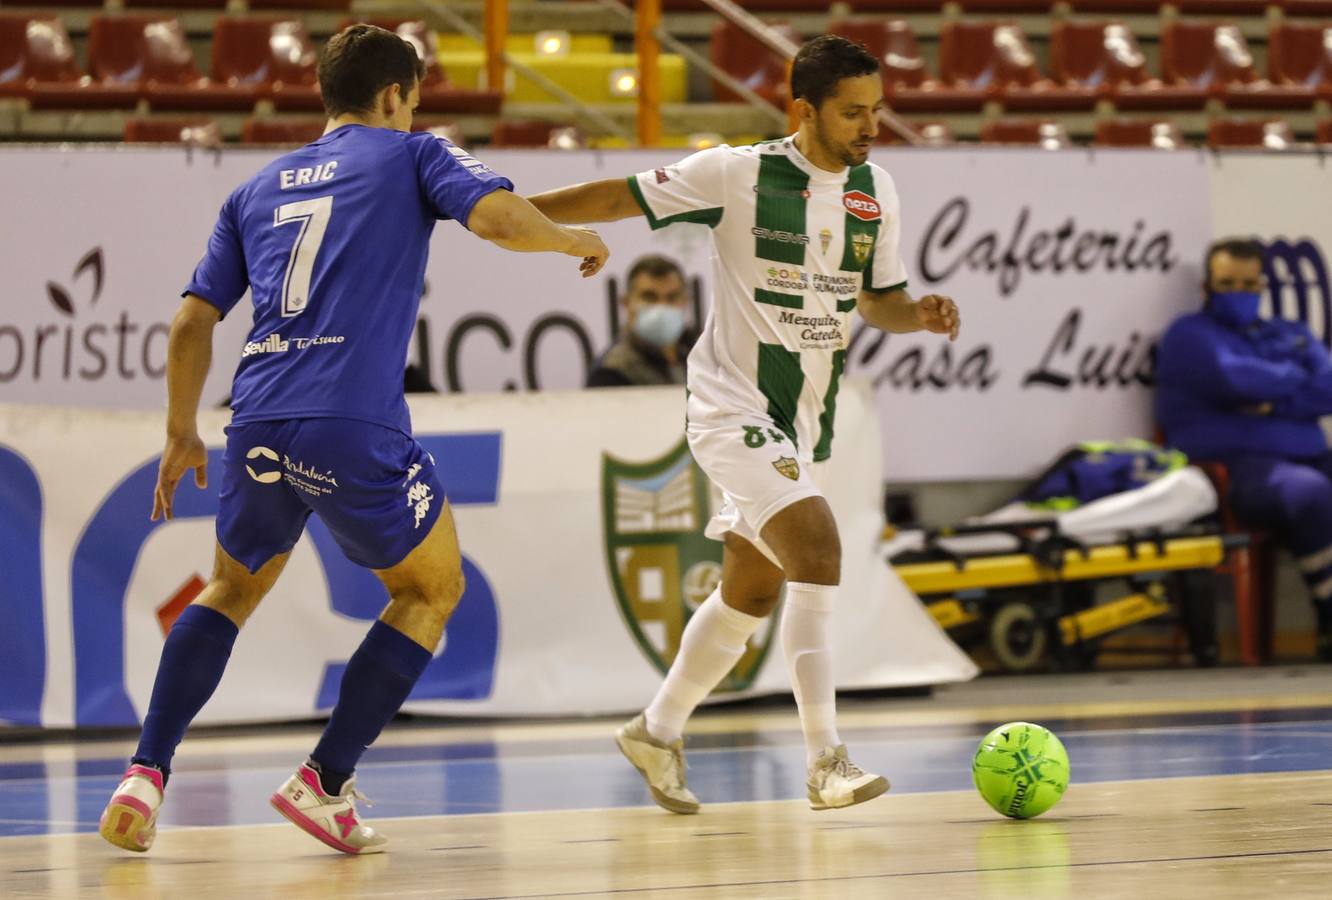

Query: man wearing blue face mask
[1157,237,1332,661]
[587,254,693,387]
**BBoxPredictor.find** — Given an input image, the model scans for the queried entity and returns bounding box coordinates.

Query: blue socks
[133,604,240,778]
[311,621,432,793]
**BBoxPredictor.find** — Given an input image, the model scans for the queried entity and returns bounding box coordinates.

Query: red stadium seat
[1285,0,1332,13]
[1206,116,1296,147]
[338,19,503,115]
[955,0,1057,9]
[1094,117,1188,148]
[1065,0,1164,12]
[208,17,322,112]
[1319,118,1332,145]
[123,117,220,143]
[1175,0,1279,13]
[829,19,986,112]
[875,119,956,145]
[241,117,327,145]
[491,119,562,147]
[980,117,1074,147]
[1050,21,1207,110]
[940,21,1096,111]
[0,15,83,99]
[848,0,948,10]
[1162,21,1314,108]
[1268,24,1332,101]
[28,16,193,110]
[250,0,352,10]
[709,19,802,105]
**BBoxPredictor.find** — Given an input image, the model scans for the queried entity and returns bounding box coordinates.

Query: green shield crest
[602,437,777,692]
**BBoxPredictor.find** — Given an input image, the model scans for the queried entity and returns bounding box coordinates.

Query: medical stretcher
[890,521,1245,672]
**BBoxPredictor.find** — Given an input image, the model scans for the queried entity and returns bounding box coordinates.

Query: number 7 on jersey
[274,195,334,317]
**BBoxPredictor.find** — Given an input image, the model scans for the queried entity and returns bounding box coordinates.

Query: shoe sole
[615,731,700,815]
[808,775,891,811]
[98,798,154,852]
[269,793,383,855]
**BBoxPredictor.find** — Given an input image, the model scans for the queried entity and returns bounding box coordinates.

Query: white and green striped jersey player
[628,136,908,462]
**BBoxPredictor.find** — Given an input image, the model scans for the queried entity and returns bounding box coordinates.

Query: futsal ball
[972,722,1069,819]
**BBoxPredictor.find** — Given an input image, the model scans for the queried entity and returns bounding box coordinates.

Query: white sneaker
[615,713,700,815]
[806,745,890,811]
[270,763,387,855]
[99,764,165,852]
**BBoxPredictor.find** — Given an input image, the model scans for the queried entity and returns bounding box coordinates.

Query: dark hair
[318,25,426,118]
[626,254,685,287]
[790,35,880,108]
[1204,237,1265,281]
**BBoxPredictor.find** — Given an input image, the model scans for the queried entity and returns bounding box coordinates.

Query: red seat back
[1207,117,1294,147]
[1162,22,1260,89]
[1268,23,1332,87]
[940,21,1045,90]
[89,16,201,86]
[709,19,802,104]
[829,19,930,90]
[1050,21,1151,89]
[242,117,327,144]
[213,18,319,89]
[0,15,83,86]
[1094,118,1184,148]
[980,117,1071,145]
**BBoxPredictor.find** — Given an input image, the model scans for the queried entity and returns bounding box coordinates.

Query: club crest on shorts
[772,456,800,481]
[602,437,777,691]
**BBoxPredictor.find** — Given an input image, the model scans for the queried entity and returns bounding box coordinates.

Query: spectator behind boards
[587,254,695,388]
[1157,237,1332,661]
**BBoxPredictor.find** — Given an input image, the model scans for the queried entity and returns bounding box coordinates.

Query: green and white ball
[972,722,1070,819]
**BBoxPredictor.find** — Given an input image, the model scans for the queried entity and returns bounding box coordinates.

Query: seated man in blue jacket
[1158,237,1332,661]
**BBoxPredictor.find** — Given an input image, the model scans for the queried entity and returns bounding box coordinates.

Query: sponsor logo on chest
[843,190,881,222]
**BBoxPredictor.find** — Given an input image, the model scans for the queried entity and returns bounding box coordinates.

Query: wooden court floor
[3,667,1330,899]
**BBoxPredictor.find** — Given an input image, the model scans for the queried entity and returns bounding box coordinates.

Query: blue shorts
[217,418,445,572]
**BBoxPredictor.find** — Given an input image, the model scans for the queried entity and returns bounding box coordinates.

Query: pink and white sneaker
[99,764,165,852]
[270,763,387,855]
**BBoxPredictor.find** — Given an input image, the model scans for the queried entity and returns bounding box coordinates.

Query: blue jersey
[185,125,513,434]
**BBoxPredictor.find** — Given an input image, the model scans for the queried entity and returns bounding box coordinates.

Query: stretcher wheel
[990,602,1047,671]
[1175,570,1220,667]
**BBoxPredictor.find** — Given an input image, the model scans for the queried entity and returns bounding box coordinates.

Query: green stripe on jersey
[812,349,847,462]
[757,343,804,445]
[626,176,723,231]
[754,154,810,265]
[755,288,804,309]
[839,164,880,277]
[836,297,857,313]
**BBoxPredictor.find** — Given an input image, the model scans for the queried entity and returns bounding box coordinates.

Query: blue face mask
[1208,290,1263,328]
[632,304,687,349]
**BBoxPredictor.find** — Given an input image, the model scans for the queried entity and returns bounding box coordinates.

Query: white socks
[782,582,841,766]
[645,589,765,745]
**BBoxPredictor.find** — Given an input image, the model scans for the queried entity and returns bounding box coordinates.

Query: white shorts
[687,414,828,567]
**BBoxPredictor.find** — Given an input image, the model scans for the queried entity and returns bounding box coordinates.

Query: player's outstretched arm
[527,179,644,225]
[468,189,610,277]
[153,294,220,521]
[857,288,960,341]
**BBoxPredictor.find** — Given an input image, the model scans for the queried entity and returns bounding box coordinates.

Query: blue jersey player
[99,25,608,856]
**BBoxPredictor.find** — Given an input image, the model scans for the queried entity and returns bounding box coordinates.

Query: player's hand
[916,294,960,341]
[565,226,609,278]
[152,432,208,522]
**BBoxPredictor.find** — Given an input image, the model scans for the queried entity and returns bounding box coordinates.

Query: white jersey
[629,137,908,462]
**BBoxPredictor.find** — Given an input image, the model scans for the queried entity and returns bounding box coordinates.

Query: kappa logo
[406,478,434,529]
[843,191,881,222]
[245,446,281,483]
[654,168,671,184]
[772,456,800,481]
